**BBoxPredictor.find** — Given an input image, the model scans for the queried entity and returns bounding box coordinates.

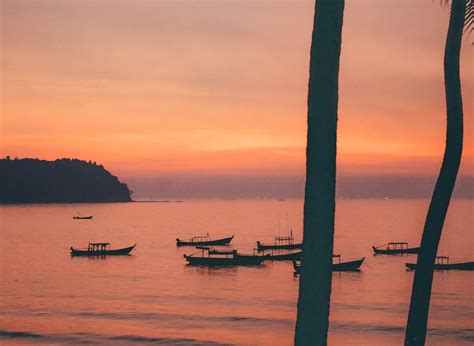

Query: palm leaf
[441,0,473,34]
[464,0,473,34]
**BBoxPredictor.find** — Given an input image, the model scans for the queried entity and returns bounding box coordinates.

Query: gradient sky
[1,0,472,192]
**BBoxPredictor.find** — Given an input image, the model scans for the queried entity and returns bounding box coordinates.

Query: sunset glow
[1,0,472,181]
[1,1,473,344]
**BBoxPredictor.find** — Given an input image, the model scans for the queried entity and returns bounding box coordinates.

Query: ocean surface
[0,199,472,345]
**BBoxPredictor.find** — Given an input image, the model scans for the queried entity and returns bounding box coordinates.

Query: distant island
[0,158,132,204]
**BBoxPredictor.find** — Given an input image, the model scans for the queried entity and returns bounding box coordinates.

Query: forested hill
[0,158,132,203]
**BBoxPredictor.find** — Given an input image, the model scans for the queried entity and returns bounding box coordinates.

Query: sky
[1,0,472,198]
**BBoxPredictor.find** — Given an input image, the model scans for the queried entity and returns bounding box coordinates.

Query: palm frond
[440,0,473,35]
[464,0,473,34]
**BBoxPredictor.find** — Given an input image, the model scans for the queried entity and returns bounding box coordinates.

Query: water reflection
[0,199,472,345]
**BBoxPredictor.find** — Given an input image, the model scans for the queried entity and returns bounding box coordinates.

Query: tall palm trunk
[405,0,465,344]
[294,0,344,345]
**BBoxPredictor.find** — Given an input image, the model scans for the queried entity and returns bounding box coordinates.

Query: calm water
[0,199,472,345]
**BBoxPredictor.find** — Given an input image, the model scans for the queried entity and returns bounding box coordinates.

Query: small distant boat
[293,255,365,273]
[184,248,269,266]
[406,256,474,271]
[176,234,234,247]
[73,215,93,220]
[70,242,136,256]
[372,242,420,255]
[257,234,302,251]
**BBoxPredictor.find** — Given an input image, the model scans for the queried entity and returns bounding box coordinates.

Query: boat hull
[265,251,303,261]
[332,258,365,271]
[372,246,420,255]
[293,257,365,273]
[176,235,234,247]
[406,261,474,270]
[257,242,302,251]
[70,244,136,256]
[185,254,267,266]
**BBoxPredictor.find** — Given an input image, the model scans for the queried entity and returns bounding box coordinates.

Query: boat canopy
[436,256,449,264]
[190,235,210,242]
[274,235,294,245]
[87,243,110,251]
[275,236,293,241]
[387,242,409,249]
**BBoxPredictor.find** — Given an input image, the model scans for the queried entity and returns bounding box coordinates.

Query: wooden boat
[331,256,365,271]
[184,248,269,266]
[237,249,302,262]
[257,234,302,251]
[176,234,234,247]
[406,256,474,271]
[293,255,365,273]
[70,242,136,256]
[73,216,93,220]
[372,242,420,255]
[259,249,303,261]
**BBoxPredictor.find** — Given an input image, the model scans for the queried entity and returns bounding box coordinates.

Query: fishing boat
[259,249,303,261]
[176,234,234,247]
[257,234,302,251]
[406,256,474,271]
[184,248,269,266]
[196,247,301,262]
[70,242,136,256]
[238,248,303,261]
[293,255,365,273]
[73,215,93,220]
[372,242,420,255]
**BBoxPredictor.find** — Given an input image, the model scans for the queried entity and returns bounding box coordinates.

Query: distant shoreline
[132,200,184,203]
[1,197,472,206]
[0,158,132,204]
[131,196,473,201]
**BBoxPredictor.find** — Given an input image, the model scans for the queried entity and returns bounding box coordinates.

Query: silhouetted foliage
[0,158,132,204]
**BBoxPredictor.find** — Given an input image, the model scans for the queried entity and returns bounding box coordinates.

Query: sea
[0,199,472,345]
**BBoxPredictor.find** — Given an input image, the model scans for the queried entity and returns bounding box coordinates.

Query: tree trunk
[405,1,465,345]
[294,0,344,345]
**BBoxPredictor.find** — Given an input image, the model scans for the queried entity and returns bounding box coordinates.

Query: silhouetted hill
[0,158,132,203]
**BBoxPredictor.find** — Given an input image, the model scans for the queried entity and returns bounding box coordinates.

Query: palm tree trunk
[405,1,465,344]
[294,0,344,345]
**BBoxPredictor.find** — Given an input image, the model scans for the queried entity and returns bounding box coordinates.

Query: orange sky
[1,0,472,180]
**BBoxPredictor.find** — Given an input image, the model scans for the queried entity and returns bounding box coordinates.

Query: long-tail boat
[406,256,474,271]
[256,234,302,251]
[73,216,93,220]
[293,255,365,273]
[70,242,136,256]
[267,250,303,261]
[258,249,303,261]
[196,247,302,262]
[237,249,303,261]
[372,242,420,255]
[184,248,269,266]
[176,234,234,247]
